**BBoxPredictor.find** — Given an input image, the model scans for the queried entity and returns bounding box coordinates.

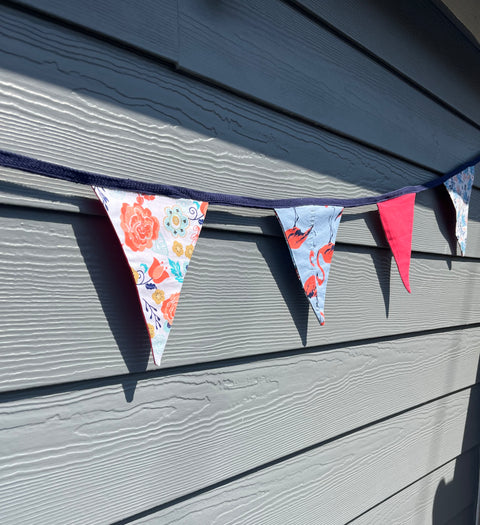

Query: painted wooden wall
[1,1,480,523]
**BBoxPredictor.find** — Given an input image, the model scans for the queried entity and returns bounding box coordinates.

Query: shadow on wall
[432,358,480,524]
[72,211,151,402]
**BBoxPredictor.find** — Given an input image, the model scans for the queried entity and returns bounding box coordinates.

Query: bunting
[444,166,475,256]
[0,149,478,365]
[377,194,416,293]
[275,206,343,324]
[93,187,208,364]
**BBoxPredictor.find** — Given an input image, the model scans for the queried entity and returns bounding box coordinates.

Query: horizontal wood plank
[2,207,480,387]
[9,0,179,62]
[2,3,480,525]
[350,448,478,525]
[134,448,479,524]
[177,0,480,171]
[1,3,479,206]
[293,0,480,126]
[0,351,478,523]
[11,0,480,134]
[1,5,480,258]
[2,3,466,206]
[8,386,468,525]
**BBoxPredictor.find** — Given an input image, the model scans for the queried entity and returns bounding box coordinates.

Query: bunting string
[0,148,478,364]
[0,148,479,209]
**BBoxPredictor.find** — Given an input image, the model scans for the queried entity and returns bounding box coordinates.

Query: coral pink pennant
[377,193,415,293]
[93,187,208,365]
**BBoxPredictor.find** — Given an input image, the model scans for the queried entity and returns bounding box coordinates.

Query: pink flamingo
[285,225,313,249]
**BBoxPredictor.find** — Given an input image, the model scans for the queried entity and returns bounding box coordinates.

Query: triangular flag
[444,166,475,256]
[93,186,208,365]
[377,193,415,293]
[275,205,343,325]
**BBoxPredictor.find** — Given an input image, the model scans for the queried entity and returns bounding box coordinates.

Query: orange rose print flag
[93,187,208,364]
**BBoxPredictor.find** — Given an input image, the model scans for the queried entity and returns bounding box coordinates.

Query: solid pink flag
[377,193,415,293]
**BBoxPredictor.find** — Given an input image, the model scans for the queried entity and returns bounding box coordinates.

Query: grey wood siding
[294,0,480,125]
[1,1,479,523]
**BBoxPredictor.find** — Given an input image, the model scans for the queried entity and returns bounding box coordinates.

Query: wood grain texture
[9,0,179,62]
[68,387,478,525]
[2,233,480,511]
[351,448,478,525]
[2,206,480,388]
[0,4,478,195]
[134,449,479,525]
[177,0,480,171]
[1,3,468,208]
[1,5,480,257]
[1,4,480,524]
[293,0,480,126]
[2,268,480,517]
[11,0,480,132]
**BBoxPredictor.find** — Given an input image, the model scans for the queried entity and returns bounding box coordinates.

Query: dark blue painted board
[294,0,480,126]
[177,0,480,173]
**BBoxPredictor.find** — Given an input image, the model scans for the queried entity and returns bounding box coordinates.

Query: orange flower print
[200,201,209,217]
[143,194,156,201]
[161,292,180,324]
[173,241,184,257]
[152,289,165,304]
[148,257,170,283]
[120,202,160,251]
[185,244,194,259]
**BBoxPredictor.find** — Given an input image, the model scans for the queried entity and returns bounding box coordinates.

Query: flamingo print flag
[444,166,475,256]
[275,205,343,325]
[94,187,208,365]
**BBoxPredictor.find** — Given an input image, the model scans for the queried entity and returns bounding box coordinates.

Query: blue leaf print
[96,188,110,211]
[145,283,156,290]
[152,233,169,256]
[168,258,184,283]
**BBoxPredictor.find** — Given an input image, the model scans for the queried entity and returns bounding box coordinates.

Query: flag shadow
[72,213,151,403]
[206,208,310,346]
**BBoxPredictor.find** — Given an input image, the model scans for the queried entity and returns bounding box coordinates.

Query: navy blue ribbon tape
[0,149,478,209]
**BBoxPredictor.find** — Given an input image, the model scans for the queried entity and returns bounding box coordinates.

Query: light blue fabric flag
[275,205,343,325]
[444,166,475,256]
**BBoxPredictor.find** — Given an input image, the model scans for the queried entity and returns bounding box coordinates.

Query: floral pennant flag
[377,193,415,293]
[275,205,343,325]
[94,187,208,365]
[444,166,475,256]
